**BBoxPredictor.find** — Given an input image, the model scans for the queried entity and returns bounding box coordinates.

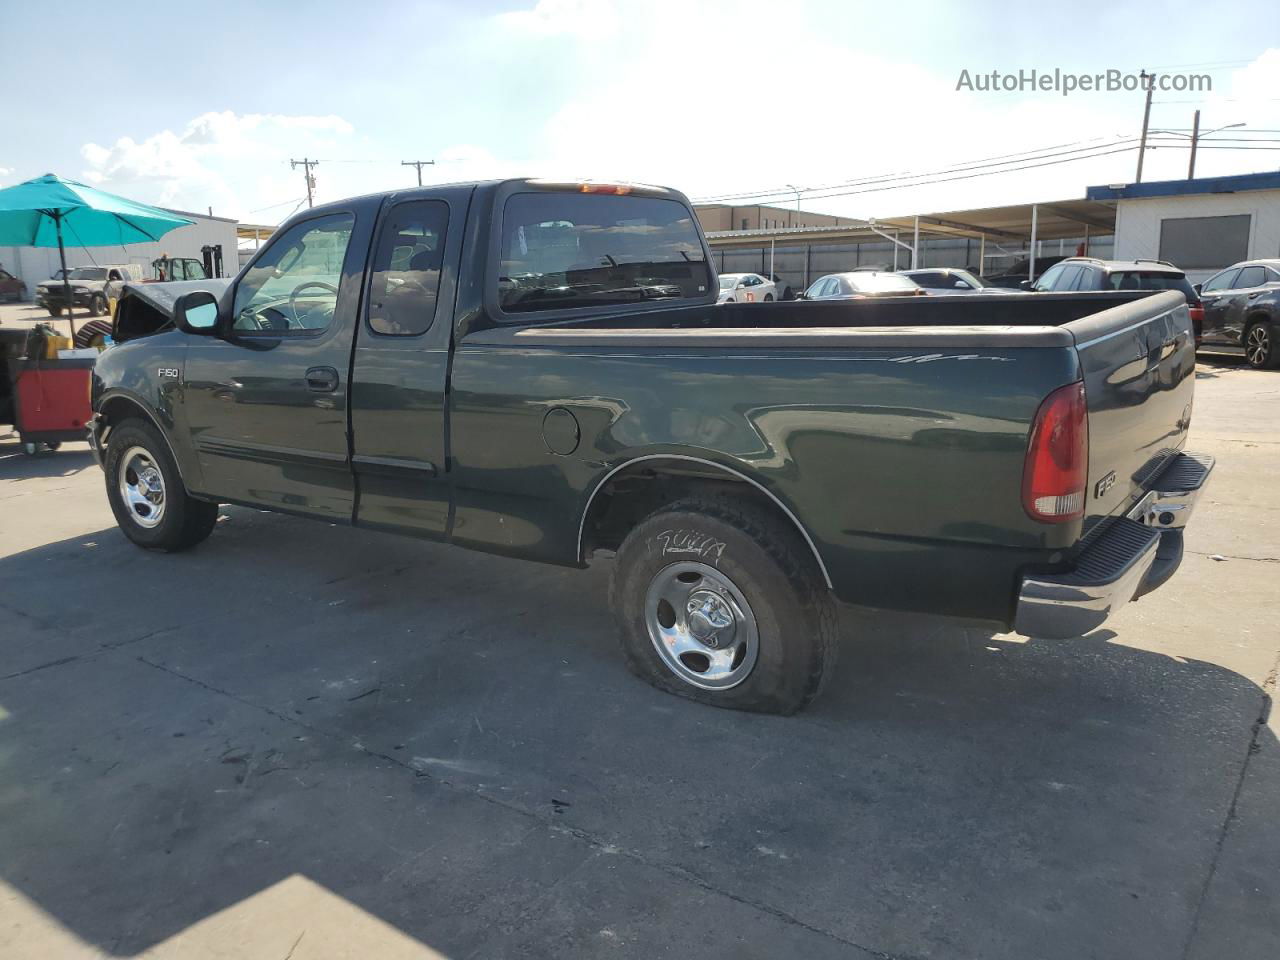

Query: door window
[1201,268,1239,293]
[1234,266,1267,289]
[233,214,355,334]
[1033,264,1065,290]
[1054,265,1083,291]
[366,200,449,336]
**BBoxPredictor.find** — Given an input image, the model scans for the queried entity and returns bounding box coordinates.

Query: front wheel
[89,294,106,317]
[1245,321,1279,369]
[104,419,218,551]
[610,496,839,714]
[48,306,63,317]
[763,293,774,302]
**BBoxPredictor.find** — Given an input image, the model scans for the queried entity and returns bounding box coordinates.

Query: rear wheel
[1245,320,1279,369]
[610,496,838,714]
[48,306,63,317]
[104,418,218,551]
[764,293,774,302]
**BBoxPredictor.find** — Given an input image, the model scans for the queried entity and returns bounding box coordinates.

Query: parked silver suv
[35,263,144,317]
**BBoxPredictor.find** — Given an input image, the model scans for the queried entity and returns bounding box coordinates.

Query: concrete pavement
[0,350,1276,959]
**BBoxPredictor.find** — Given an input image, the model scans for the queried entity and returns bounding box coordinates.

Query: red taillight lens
[1188,304,1204,340]
[1023,381,1088,523]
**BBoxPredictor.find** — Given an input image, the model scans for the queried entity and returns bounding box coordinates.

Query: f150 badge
[158,367,180,379]
[1095,470,1116,498]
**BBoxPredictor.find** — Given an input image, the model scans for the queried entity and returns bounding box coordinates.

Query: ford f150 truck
[88,179,1214,714]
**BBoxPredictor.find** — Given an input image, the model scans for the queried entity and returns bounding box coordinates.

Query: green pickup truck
[89,179,1213,714]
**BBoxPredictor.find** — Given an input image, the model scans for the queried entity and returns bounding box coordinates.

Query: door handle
[305,366,339,392]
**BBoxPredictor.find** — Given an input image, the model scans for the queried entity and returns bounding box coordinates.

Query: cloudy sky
[2,0,1277,223]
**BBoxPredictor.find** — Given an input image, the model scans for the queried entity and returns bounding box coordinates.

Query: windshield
[847,272,918,293]
[718,276,739,290]
[68,268,108,281]
[498,192,710,313]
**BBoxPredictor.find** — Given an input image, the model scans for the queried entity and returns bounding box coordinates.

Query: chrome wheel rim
[1247,325,1270,366]
[644,561,759,690]
[118,446,166,529]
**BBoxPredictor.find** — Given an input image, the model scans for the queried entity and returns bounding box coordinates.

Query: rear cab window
[497,191,710,315]
[1106,271,1197,301]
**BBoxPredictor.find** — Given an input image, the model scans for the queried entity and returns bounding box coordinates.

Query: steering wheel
[288,281,339,327]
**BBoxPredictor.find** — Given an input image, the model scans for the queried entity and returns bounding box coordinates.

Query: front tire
[48,306,63,317]
[104,418,218,551]
[610,496,838,714]
[764,293,774,302]
[89,294,106,317]
[1245,320,1279,369]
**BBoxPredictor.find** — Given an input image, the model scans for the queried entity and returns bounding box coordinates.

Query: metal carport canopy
[703,197,1117,248]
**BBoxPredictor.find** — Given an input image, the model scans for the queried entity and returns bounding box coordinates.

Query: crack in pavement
[131,653,911,960]
[1187,550,1280,563]
[1179,646,1280,960]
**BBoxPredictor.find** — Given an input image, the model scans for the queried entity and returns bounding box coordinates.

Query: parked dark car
[801,271,925,299]
[984,255,1069,289]
[0,266,27,302]
[1194,259,1280,369]
[900,267,1013,296]
[88,178,1212,714]
[1031,258,1203,341]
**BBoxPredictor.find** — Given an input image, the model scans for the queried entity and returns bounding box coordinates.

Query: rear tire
[104,418,218,551]
[48,306,63,317]
[764,293,774,302]
[1245,320,1279,369]
[610,496,838,714]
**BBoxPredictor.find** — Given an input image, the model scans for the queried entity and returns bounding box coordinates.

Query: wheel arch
[97,391,190,487]
[577,454,833,590]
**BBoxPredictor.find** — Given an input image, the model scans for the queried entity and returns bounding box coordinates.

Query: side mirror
[173,290,220,335]
[1192,283,1203,295]
[1018,279,1033,290]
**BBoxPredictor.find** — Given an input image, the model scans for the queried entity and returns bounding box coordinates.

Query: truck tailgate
[1068,290,1196,525]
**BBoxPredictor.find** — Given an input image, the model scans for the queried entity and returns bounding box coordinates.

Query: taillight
[1023,381,1088,523]
[1188,303,1204,342]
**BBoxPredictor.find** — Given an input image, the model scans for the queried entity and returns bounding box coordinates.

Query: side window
[1033,264,1065,291]
[233,214,354,334]
[1201,268,1239,293]
[108,269,122,281]
[366,200,449,336]
[1075,268,1101,291]
[1234,266,1266,289]
[1266,267,1280,284]
[1054,265,1083,291]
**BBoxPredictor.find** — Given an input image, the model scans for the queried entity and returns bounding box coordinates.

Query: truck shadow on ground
[0,510,1274,959]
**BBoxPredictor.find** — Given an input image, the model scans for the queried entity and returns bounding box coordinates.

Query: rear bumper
[1014,451,1214,639]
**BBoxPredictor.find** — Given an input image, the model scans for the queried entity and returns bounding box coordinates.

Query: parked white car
[717,273,778,303]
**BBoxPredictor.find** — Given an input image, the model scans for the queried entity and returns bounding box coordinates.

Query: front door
[350,195,463,537]
[182,211,366,520]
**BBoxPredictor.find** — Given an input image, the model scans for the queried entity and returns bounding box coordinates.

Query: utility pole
[1136,70,1155,183]
[401,159,435,186]
[291,158,318,208]
[1188,109,1202,179]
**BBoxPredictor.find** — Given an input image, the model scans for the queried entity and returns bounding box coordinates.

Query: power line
[694,136,1143,205]
[401,159,436,186]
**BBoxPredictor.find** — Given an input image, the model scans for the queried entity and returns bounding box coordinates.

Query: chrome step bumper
[1014,451,1214,639]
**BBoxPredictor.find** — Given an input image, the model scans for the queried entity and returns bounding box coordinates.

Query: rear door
[182,210,367,519]
[1221,265,1269,344]
[349,193,465,537]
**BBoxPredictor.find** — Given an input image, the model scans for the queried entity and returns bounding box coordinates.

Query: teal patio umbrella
[0,173,194,335]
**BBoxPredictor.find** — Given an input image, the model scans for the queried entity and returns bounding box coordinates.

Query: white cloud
[80,112,363,220]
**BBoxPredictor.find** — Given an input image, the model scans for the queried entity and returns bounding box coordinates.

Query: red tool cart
[2,356,94,455]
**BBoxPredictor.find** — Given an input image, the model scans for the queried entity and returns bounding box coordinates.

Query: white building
[1090,171,1280,285]
[0,208,238,294]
